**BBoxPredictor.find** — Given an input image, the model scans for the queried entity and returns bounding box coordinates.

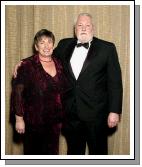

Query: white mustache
[80,33,87,35]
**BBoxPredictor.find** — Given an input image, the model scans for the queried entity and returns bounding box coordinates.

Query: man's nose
[82,26,86,31]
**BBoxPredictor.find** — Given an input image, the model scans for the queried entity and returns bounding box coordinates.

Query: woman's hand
[15,115,25,134]
[13,61,23,78]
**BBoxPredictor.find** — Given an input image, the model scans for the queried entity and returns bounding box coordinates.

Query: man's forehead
[77,16,92,22]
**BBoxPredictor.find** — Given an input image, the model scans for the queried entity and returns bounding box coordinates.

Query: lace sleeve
[10,64,28,121]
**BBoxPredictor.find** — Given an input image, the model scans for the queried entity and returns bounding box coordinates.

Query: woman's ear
[35,44,38,51]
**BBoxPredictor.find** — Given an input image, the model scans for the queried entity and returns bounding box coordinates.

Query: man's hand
[107,112,120,128]
[13,61,23,78]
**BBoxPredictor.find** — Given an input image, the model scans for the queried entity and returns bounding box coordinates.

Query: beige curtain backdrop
[5,5,130,155]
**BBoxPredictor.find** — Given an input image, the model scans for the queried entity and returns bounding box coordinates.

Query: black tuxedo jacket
[54,37,123,122]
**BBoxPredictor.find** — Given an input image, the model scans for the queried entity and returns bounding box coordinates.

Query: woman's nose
[44,44,50,48]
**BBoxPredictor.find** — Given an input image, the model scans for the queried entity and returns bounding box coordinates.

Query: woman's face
[35,36,54,57]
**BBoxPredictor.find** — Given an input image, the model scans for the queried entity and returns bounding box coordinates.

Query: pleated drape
[5,5,130,155]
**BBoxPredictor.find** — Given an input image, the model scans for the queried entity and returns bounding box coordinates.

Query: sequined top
[10,55,68,127]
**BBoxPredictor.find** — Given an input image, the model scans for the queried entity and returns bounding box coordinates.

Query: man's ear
[92,24,95,34]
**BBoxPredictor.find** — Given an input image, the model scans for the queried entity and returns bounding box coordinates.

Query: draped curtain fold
[5,5,130,155]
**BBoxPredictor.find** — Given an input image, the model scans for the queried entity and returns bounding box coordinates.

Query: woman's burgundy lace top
[10,55,67,127]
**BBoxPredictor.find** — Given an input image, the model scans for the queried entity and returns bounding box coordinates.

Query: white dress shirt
[70,41,91,79]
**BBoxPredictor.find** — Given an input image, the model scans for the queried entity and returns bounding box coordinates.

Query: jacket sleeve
[107,44,123,114]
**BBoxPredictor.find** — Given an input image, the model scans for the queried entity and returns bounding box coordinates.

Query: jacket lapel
[64,39,77,81]
[63,37,98,81]
[78,37,98,79]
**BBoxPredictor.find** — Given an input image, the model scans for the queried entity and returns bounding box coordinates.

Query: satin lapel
[64,39,77,80]
[78,37,97,79]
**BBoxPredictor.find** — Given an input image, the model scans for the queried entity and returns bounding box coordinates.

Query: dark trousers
[62,119,108,155]
[23,123,61,155]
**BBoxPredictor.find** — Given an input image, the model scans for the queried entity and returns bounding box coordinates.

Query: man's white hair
[74,13,93,25]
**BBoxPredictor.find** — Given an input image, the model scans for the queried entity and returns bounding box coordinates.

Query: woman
[10,29,68,155]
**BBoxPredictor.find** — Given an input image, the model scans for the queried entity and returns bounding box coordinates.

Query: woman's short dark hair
[32,29,55,54]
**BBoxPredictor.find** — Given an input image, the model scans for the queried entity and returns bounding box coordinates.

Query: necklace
[39,58,53,63]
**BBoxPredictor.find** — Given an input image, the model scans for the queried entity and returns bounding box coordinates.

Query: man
[54,13,123,155]
[14,13,123,155]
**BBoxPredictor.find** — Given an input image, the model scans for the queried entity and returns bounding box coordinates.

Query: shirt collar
[77,39,93,48]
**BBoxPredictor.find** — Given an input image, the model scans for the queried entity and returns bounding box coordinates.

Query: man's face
[75,15,94,43]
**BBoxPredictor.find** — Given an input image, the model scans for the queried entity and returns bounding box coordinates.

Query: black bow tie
[76,42,89,49]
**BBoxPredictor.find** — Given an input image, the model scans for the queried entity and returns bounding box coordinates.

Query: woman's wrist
[15,115,24,122]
